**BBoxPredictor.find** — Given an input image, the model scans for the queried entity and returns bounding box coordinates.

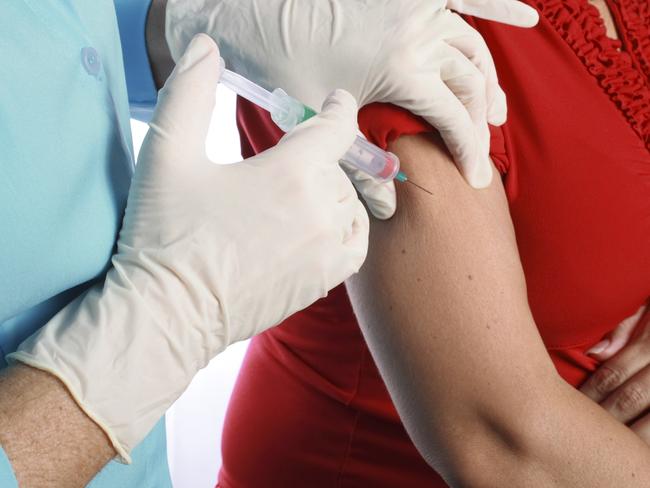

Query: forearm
[0,365,114,487]
[346,133,650,487]
[146,0,174,90]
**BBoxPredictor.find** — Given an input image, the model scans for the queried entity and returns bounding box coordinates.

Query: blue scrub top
[0,0,171,486]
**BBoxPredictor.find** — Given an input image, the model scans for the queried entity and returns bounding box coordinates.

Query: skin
[588,0,619,40]
[345,133,650,487]
[577,0,650,446]
[0,365,114,487]
[0,6,174,486]
[0,0,634,485]
[581,305,650,443]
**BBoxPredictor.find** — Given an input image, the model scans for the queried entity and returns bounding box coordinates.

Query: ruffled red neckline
[613,0,650,80]
[532,0,650,150]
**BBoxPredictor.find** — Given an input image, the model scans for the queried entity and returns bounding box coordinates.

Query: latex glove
[166,0,539,218]
[447,0,539,26]
[580,302,650,444]
[9,35,368,461]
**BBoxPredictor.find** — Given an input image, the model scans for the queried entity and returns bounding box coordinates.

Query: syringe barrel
[342,136,401,182]
[220,68,285,115]
[270,90,401,182]
[219,63,401,182]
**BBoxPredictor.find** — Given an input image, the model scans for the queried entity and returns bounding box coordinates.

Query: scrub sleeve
[0,447,18,488]
[0,2,171,486]
[114,0,158,121]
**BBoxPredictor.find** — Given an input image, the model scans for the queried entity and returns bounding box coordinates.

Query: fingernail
[177,34,218,73]
[587,339,610,356]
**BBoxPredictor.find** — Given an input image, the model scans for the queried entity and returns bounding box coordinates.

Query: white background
[130,86,248,488]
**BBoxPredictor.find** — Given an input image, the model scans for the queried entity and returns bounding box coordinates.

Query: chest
[0,0,133,321]
[480,0,650,347]
[588,0,619,38]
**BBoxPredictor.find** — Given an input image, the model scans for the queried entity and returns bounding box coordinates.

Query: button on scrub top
[0,1,171,486]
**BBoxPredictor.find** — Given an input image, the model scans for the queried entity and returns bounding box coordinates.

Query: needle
[404,179,433,195]
[395,172,433,195]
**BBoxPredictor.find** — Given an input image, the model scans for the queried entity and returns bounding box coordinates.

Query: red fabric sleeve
[236,97,511,176]
[357,103,432,150]
[358,102,510,176]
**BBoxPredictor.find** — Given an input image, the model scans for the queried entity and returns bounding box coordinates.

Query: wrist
[146,0,174,89]
[8,261,226,458]
[0,365,114,486]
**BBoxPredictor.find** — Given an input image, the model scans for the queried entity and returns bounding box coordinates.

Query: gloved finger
[313,157,358,206]
[150,34,222,151]
[436,46,493,187]
[333,186,366,241]
[439,47,491,160]
[340,160,397,220]
[414,78,492,188]
[447,0,539,28]
[272,89,359,171]
[334,195,370,276]
[446,32,507,126]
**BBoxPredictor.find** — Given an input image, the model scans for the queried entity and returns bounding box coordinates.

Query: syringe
[218,60,407,184]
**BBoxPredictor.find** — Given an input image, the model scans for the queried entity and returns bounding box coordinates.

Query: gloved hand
[8,35,368,461]
[166,0,539,218]
[447,0,538,26]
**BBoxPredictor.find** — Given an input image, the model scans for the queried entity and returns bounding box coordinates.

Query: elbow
[411,379,564,487]
[434,428,540,488]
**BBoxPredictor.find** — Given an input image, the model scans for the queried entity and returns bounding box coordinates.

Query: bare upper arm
[346,132,559,467]
[346,130,650,488]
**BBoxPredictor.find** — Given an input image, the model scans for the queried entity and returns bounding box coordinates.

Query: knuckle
[614,385,647,414]
[289,176,329,217]
[592,366,626,395]
[455,30,488,57]
[449,71,488,110]
[467,70,488,94]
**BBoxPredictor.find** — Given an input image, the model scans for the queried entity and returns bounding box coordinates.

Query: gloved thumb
[340,161,397,220]
[149,34,222,151]
[273,89,359,168]
[447,0,539,28]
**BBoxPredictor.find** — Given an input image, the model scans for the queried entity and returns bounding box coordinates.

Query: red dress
[219,1,650,486]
